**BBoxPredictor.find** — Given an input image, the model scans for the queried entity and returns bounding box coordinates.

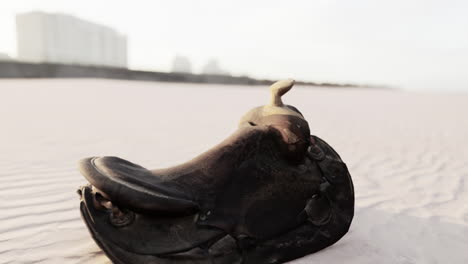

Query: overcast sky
[0,0,467,91]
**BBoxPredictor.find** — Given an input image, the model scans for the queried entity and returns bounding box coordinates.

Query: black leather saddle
[78,79,354,264]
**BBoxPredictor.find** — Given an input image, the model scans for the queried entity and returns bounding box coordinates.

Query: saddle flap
[80,186,224,255]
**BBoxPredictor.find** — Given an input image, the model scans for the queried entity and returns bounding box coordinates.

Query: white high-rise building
[171,55,192,73]
[16,12,127,68]
[202,59,228,75]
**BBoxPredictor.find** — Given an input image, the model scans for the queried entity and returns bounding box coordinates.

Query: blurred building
[171,55,192,73]
[16,12,127,68]
[0,52,12,61]
[202,59,228,75]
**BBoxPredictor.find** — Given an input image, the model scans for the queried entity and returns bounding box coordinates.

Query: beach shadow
[291,207,468,264]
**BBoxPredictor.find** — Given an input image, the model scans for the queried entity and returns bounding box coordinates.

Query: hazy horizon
[0,0,467,91]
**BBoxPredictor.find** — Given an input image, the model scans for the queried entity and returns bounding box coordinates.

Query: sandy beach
[0,79,467,264]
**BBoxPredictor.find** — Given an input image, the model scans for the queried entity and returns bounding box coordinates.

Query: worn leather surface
[78,113,354,263]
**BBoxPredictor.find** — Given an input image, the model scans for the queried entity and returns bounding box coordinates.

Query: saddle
[78,79,354,264]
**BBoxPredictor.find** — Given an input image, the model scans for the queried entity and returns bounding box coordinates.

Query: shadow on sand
[292,207,468,264]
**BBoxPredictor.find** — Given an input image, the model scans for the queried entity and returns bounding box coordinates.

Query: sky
[0,0,467,91]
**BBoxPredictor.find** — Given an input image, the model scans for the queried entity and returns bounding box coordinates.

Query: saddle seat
[79,156,199,215]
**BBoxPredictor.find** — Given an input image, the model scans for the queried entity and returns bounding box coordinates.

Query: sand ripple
[0,79,467,263]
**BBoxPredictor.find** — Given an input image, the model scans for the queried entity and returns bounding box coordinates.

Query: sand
[0,79,467,264]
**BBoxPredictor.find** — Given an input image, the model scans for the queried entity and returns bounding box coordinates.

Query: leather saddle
[78,79,354,264]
